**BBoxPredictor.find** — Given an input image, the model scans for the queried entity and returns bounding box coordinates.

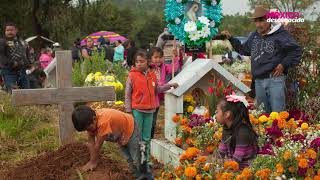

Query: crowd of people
[0,23,52,93]
[71,35,138,68]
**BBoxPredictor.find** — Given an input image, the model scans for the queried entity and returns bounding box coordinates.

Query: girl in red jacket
[125,49,178,170]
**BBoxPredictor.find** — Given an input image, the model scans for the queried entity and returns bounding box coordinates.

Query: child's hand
[170,83,179,89]
[80,161,98,172]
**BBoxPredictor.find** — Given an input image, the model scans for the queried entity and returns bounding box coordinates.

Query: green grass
[0,93,59,163]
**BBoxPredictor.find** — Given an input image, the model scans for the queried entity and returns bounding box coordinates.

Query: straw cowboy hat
[250,6,269,19]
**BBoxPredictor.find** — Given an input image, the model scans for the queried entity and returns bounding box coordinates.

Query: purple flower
[266,126,283,139]
[275,139,283,147]
[291,134,305,143]
[297,168,307,176]
[288,109,309,122]
[310,137,320,151]
[309,158,317,167]
[259,144,274,155]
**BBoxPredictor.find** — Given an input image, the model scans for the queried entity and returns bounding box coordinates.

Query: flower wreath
[165,0,223,46]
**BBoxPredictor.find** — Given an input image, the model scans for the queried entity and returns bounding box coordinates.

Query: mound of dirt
[2,143,133,180]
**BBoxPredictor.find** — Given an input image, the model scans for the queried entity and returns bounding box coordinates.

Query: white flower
[210,21,216,27]
[201,26,211,38]
[188,31,200,41]
[175,17,181,24]
[176,0,182,3]
[275,177,282,180]
[184,21,197,32]
[212,0,217,6]
[198,16,210,25]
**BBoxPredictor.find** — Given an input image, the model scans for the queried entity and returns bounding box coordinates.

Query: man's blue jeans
[255,75,286,113]
[2,69,30,93]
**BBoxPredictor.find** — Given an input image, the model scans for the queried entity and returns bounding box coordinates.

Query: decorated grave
[151,58,250,166]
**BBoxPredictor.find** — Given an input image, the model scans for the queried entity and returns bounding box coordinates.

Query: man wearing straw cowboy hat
[221,6,302,113]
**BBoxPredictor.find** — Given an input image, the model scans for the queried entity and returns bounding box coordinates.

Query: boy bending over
[72,105,150,179]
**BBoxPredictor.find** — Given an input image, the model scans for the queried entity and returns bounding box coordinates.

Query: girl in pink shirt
[149,47,181,138]
[39,48,53,69]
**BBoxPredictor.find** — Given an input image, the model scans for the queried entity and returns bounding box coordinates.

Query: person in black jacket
[221,6,302,113]
[0,22,31,93]
[125,40,138,67]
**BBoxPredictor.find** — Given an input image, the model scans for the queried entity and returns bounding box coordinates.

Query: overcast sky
[222,0,251,15]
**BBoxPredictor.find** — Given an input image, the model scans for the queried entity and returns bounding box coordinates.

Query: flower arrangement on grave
[164,0,223,46]
[162,110,320,179]
[222,61,251,78]
[173,114,222,151]
[207,79,233,116]
[84,72,124,92]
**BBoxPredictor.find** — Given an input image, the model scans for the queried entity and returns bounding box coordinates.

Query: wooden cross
[12,51,115,145]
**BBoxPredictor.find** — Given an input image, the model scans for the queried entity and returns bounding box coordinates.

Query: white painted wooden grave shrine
[12,51,115,145]
[151,59,251,166]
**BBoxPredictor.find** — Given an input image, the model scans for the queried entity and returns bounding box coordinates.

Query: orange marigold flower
[213,132,222,140]
[276,163,284,174]
[221,172,233,180]
[241,168,252,178]
[185,147,200,159]
[179,154,187,162]
[277,118,286,129]
[186,138,194,145]
[279,111,289,119]
[314,176,320,180]
[184,166,197,178]
[288,166,295,173]
[174,166,183,176]
[196,174,202,180]
[318,169,320,175]
[224,161,239,171]
[255,169,271,179]
[236,174,245,180]
[175,137,182,146]
[180,118,188,125]
[202,163,210,172]
[298,158,309,169]
[172,115,181,123]
[307,149,317,160]
[304,177,312,180]
[206,146,215,154]
[195,156,207,163]
[288,166,296,173]
[204,175,210,180]
[283,151,292,160]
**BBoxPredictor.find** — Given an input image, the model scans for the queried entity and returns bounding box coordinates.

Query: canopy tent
[25,36,57,44]
[81,31,127,46]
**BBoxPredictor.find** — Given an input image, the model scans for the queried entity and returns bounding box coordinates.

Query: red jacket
[128,68,157,110]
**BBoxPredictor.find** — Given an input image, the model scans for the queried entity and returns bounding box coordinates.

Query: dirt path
[0,143,133,180]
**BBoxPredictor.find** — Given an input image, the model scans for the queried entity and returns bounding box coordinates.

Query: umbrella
[81,31,127,46]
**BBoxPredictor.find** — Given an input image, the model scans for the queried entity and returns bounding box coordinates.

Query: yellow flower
[94,72,103,76]
[183,94,193,102]
[258,115,269,123]
[270,112,279,120]
[115,101,124,105]
[85,73,94,83]
[103,82,113,86]
[301,123,309,130]
[196,174,202,180]
[94,74,104,82]
[187,106,194,113]
[105,75,115,82]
